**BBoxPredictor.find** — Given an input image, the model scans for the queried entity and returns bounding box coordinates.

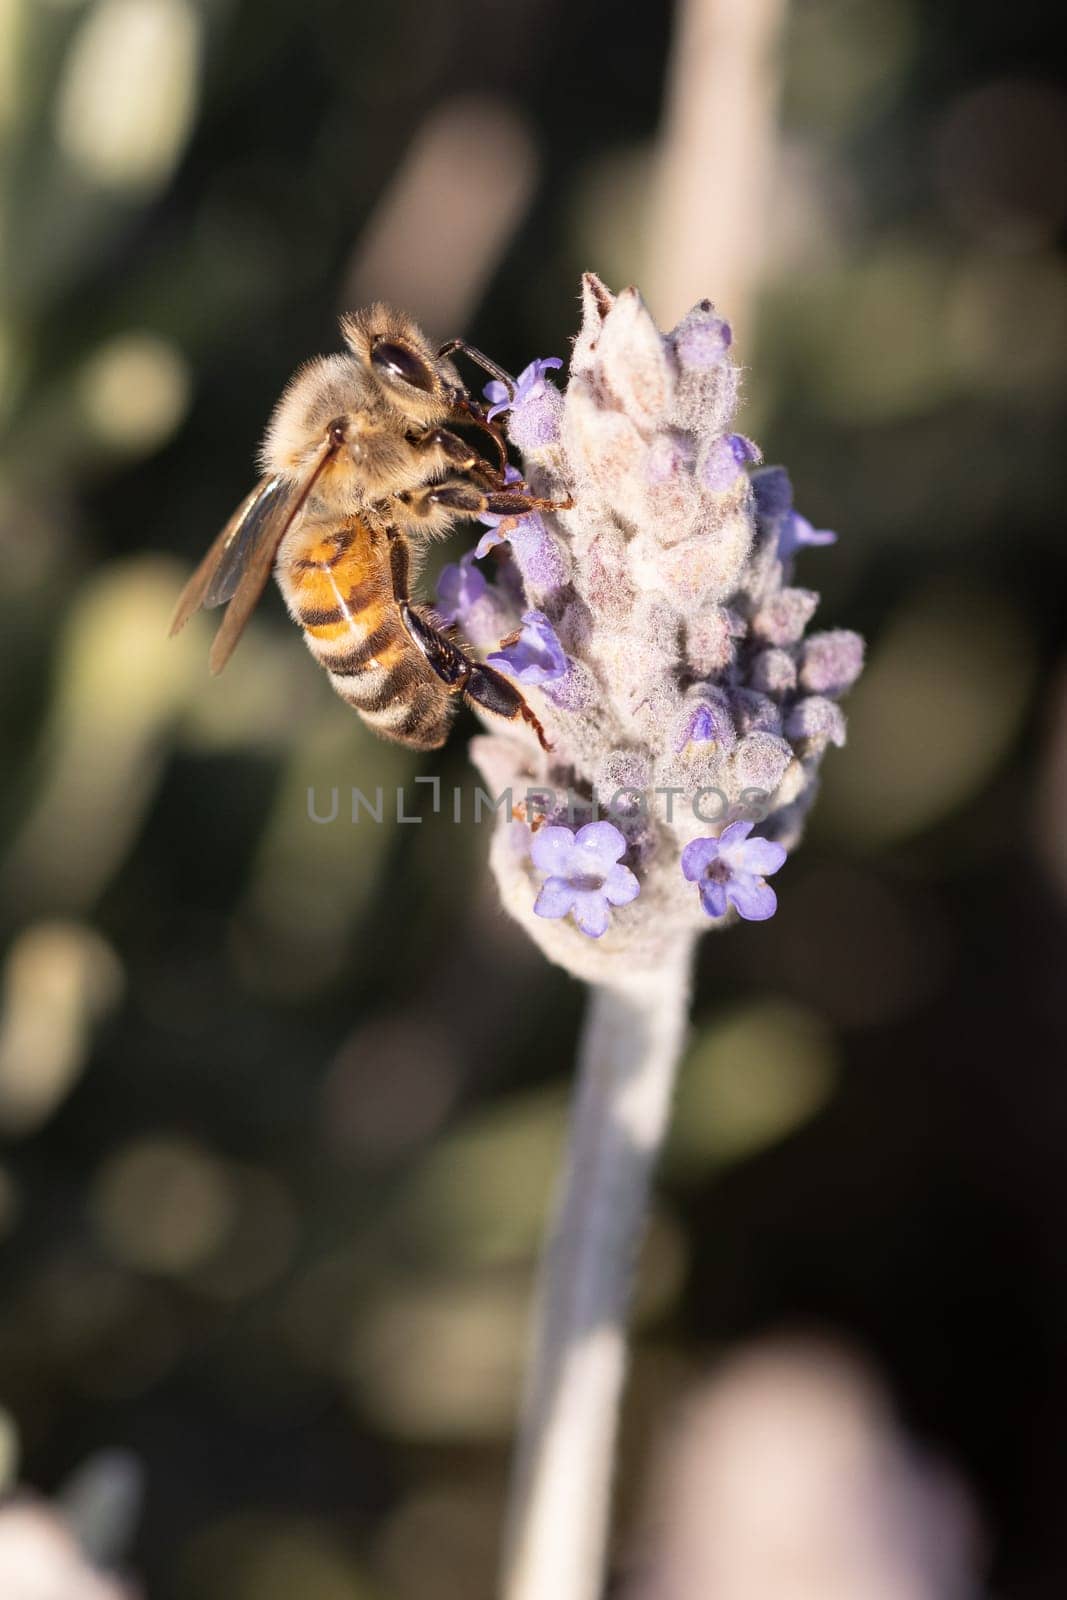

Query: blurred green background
[1,0,1065,1595]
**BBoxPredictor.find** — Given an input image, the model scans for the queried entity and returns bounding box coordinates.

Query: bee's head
[341,304,457,426]
[258,308,458,491]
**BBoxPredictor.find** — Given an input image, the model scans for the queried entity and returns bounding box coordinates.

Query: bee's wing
[169,475,289,635]
[169,442,333,675]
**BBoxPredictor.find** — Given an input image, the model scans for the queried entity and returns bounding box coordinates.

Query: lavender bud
[749,647,798,696]
[786,696,848,750]
[730,688,783,736]
[799,629,866,696]
[753,586,820,647]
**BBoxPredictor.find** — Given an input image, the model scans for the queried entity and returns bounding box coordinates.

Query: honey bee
[170,305,567,750]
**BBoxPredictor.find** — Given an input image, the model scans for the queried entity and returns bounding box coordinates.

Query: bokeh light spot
[319,1018,461,1163]
[2,556,199,913]
[344,1273,527,1441]
[394,1088,567,1267]
[785,0,917,132]
[818,586,1035,846]
[54,0,201,193]
[190,1165,299,1302]
[668,999,837,1176]
[183,1515,376,1600]
[0,921,123,1136]
[0,1406,18,1494]
[90,1136,235,1274]
[376,1481,501,1600]
[77,332,190,455]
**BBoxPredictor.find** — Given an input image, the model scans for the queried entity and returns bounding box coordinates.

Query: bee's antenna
[436,339,515,401]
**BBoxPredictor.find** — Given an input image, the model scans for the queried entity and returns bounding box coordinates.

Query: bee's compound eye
[371,340,435,393]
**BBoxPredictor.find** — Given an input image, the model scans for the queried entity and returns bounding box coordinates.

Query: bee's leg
[462,660,552,751]
[409,426,510,489]
[435,341,515,470]
[436,339,514,397]
[448,396,509,473]
[400,603,551,752]
[398,478,573,524]
[386,527,411,598]
[483,485,574,514]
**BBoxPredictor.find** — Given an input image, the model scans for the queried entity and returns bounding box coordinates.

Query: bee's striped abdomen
[277,517,453,750]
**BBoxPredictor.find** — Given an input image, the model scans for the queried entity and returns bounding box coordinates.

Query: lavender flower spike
[465,276,861,986]
[472,278,865,1600]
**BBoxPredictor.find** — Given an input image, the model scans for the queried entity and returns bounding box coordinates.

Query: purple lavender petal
[573,820,628,870]
[717,819,755,852]
[602,862,640,906]
[698,879,729,918]
[534,878,577,921]
[675,693,735,752]
[778,511,837,561]
[474,524,510,559]
[496,546,527,606]
[484,357,563,423]
[570,890,611,939]
[529,819,636,937]
[530,825,580,877]
[752,466,794,520]
[435,551,487,625]
[487,610,567,685]
[734,836,787,877]
[681,837,720,881]
[689,705,719,743]
[795,514,836,546]
[726,874,779,921]
[523,356,562,386]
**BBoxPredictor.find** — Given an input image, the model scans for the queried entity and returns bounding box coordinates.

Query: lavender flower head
[681,821,786,921]
[449,276,864,983]
[531,821,640,938]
